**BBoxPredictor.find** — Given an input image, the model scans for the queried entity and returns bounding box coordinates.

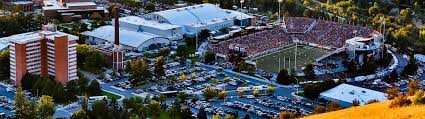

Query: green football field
[255,46,328,73]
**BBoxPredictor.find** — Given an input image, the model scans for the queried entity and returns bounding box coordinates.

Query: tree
[303,64,316,80]
[386,86,400,100]
[199,29,211,39]
[277,69,296,85]
[204,50,216,64]
[87,80,102,96]
[212,115,220,119]
[203,88,218,100]
[280,112,296,119]
[37,95,56,119]
[326,102,343,112]
[211,78,219,85]
[181,107,195,119]
[91,100,108,118]
[313,105,326,114]
[154,56,166,77]
[77,44,105,73]
[266,86,276,95]
[218,91,227,99]
[368,2,379,16]
[123,96,143,114]
[402,57,418,76]
[237,90,244,97]
[384,71,399,83]
[148,100,161,118]
[177,92,188,102]
[407,80,420,96]
[197,107,207,119]
[15,86,33,118]
[179,74,187,81]
[158,47,171,57]
[365,99,379,105]
[158,93,167,105]
[145,2,156,12]
[0,50,9,79]
[242,114,250,119]
[412,90,425,105]
[352,99,360,107]
[71,109,88,119]
[253,89,260,97]
[128,59,150,86]
[224,114,236,119]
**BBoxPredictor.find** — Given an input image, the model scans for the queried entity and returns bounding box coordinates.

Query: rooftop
[319,83,387,105]
[150,3,253,27]
[0,31,78,44]
[65,2,96,7]
[119,16,181,30]
[82,25,165,48]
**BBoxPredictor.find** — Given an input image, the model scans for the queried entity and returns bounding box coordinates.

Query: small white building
[319,83,387,107]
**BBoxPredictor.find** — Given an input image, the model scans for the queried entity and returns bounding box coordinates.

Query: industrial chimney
[114,7,119,45]
[112,6,124,71]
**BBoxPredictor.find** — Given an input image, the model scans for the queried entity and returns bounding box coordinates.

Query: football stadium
[210,17,382,73]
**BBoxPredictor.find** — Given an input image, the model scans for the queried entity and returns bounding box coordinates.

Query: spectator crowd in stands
[210,17,376,58]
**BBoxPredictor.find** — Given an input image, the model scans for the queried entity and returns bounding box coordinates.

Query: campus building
[83,3,255,52]
[145,3,256,36]
[1,24,78,85]
[42,0,107,21]
[318,83,387,107]
[4,0,34,12]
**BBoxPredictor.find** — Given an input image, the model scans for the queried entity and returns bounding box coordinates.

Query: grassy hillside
[301,101,425,119]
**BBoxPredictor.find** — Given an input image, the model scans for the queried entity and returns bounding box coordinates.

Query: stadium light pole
[240,0,244,26]
[278,0,283,23]
[294,40,298,70]
[196,21,199,52]
[381,17,386,59]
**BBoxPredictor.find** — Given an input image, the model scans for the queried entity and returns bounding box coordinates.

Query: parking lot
[0,85,15,116]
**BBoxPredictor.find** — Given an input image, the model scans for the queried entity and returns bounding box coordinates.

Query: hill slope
[301,101,425,119]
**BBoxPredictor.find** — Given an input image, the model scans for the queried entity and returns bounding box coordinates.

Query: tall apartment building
[5,24,78,85]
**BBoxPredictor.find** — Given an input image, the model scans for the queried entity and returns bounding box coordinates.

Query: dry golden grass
[300,101,425,119]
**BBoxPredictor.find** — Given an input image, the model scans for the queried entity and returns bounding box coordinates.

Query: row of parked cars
[223,101,279,118]
[0,96,15,111]
[276,96,315,109]
[186,101,237,116]
[253,99,312,116]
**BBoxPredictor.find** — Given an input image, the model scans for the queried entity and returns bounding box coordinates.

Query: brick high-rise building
[5,24,78,85]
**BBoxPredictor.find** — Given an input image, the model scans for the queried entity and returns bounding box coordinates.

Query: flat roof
[11,1,33,5]
[319,83,387,105]
[0,31,78,44]
[119,16,181,30]
[82,25,165,48]
[65,2,96,7]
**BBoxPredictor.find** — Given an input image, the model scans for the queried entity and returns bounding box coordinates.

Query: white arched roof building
[83,26,170,51]
[145,3,255,36]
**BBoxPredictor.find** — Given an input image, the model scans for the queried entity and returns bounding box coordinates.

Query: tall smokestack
[114,7,119,45]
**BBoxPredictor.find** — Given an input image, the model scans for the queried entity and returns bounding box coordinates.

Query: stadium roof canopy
[82,25,169,48]
[150,3,253,26]
[319,83,387,106]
